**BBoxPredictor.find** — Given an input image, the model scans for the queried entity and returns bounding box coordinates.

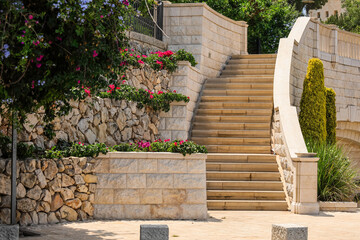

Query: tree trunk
[11,112,17,225]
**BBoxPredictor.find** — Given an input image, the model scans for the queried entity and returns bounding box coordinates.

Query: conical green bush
[326,87,337,144]
[299,58,327,143]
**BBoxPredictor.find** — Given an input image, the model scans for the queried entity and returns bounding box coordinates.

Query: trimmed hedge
[299,58,327,143]
[326,87,337,144]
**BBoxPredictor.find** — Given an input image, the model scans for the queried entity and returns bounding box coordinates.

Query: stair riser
[227,59,276,65]
[194,138,270,145]
[207,203,288,211]
[207,154,277,163]
[207,192,285,200]
[204,84,273,90]
[206,164,278,172]
[196,109,272,116]
[203,90,272,96]
[194,116,270,123]
[232,54,277,59]
[225,64,275,70]
[207,173,280,181]
[201,96,272,102]
[199,103,272,109]
[206,146,271,154]
[207,78,273,83]
[221,70,274,76]
[207,182,283,191]
[193,123,270,130]
[192,132,270,138]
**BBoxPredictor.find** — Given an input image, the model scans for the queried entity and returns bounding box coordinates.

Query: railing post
[291,153,320,215]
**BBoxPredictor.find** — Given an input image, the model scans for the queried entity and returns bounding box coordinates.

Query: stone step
[232,54,277,59]
[207,180,283,190]
[196,109,272,116]
[225,64,275,70]
[206,171,280,181]
[207,200,288,210]
[206,145,271,154]
[207,190,285,200]
[206,162,278,172]
[194,115,270,123]
[207,76,273,83]
[204,83,273,90]
[206,153,277,163]
[192,122,270,130]
[200,96,272,102]
[198,102,273,109]
[191,129,270,138]
[221,69,275,76]
[227,58,276,65]
[202,89,273,96]
[192,137,270,146]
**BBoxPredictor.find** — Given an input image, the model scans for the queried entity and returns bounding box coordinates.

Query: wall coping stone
[163,2,248,27]
[129,31,167,50]
[319,201,358,212]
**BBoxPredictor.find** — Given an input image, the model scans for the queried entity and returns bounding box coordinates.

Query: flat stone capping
[0,224,19,240]
[140,225,169,240]
[319,201,358,212]
[94,152,208,220]
[272,224,308,240]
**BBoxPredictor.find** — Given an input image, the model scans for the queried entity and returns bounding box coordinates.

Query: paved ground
[23,210,360,240]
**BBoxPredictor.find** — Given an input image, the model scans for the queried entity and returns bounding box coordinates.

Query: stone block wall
[0,157,97,225]
[93,152,207,220]
[129,31,167,54]
[159,61,204,140]
[163,2,248,78]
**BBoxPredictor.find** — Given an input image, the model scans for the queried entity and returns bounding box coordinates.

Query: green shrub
[306,139,357,201]
[299,58,327,143]
[0,134,37,159]
[325,87,337,144]
[175,49,197,67]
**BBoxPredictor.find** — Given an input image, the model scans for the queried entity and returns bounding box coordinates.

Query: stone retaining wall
[0,157,97,225]
[93,152,207,220]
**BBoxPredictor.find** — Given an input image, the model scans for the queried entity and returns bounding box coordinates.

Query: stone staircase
[191,54,288,210]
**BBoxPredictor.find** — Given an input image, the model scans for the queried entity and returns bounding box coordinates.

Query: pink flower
[123,0,129,6]
[56,37,62,41]
[36,55,44,61]
[48,41,52,44]
[78,80,81,84]
[33,40,40,46]
[122,80,126,84]
[93,50,98,57]
[131,49,134,51]
[36,21,39,24]
[78,142,82,145]
[129,54,133,56]
[149,95,154,99]
[137,55,141,58]
[138,60,144,64]
[187,96,190,100]
[31,81,35,89]
[100,15,104,18]
[173,90,177,93]
[21,42,24,45]
[174,142,178,146]
[76,66,80,71]
[158,91,163,95]
[36,63,41,68]
[109,84,115,90]
[22,30,26,33]
[125,49,128,51]
[156,60,163,65]
[21,35,24,37]
[84,88,91,97]
[116,87,121,90]
[142,55,147,58]
[29,15,33,20]
[164,139,170,142]
[180,140,184,145]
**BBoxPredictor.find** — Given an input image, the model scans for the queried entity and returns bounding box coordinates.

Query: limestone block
[173,174,205,189]
[0,174,10,195]
[140,225,169,240]
[139,189,163,204]
[124,205,151,219]
[181,204,207,220]
[110,159,137,173]
[93,159,110,173]
[127,174,146,188]
[84,174,97,183]
[114,189,140,204]
[35,169,47,188]
[162,189,186,204]
[26,185,42,200]
[60,205,78,221]
[138,159,157,173]
[94,189,114,204]
[187,160,205,173]
[96,173,126,188]
[0,224,19,240]
[158,159,187,173]
[186,189,206,204]
[94,204,125,219]
[271,224,308,240]
[146,174,173,188]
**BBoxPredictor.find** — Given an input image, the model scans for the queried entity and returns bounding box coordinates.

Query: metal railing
[130,2,163,41]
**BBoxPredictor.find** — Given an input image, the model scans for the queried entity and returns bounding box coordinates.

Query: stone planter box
[319,201,358,212]
[93,152,208,220]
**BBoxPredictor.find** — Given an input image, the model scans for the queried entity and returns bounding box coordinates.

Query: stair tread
[207,190,283,192]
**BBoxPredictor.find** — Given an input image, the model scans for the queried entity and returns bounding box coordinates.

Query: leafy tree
[325,0,360,34]
[168,0,299,53]
[288,0,328,12]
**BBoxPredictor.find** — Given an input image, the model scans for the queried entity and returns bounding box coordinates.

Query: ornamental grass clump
[306,139,358,202]
[299,58,327,143]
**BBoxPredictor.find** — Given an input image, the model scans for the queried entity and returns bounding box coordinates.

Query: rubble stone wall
[0,157,97,225]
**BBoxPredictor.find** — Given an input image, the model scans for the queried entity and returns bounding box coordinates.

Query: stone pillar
[140,225,169,240]
[291,153,319,215]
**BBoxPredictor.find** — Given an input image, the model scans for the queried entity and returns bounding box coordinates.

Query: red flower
[187,96,190,100]
[29,15,33,20]
[174,142,178,146]
[93,50,98,57]
[138,60,144,64]
[142,55,147,58]
[76,66,80,71]
[173,90,177,93]
[149,95,154,99]
[122,80,126,84]
[36,63,42,68]
[137,55,141,58]
[109,84,115,90]
[158,91,163,95]
[116,87,121,90]
[36,55,44,61]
